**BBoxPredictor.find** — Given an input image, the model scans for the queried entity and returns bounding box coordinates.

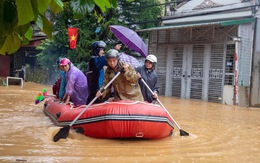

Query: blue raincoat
[58,71,66,99]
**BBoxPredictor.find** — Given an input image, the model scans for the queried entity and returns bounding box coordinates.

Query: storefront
[138,17,255,105]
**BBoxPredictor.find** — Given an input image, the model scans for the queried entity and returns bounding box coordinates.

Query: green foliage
[22,63,49,84]
[70,0,95,19]
[0,0,18,38]
[35,0,163,85]
[0,0,117,55]
[26,67,49,84]
[36,0,163,66]
[36,10,100,83]
[0,0,63,54]
[0,77,7,86]
[119,0,162,29]
[36,39,61,84]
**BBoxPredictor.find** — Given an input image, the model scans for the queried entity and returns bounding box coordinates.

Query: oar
[140,79,189,136]
[53,72,121,142]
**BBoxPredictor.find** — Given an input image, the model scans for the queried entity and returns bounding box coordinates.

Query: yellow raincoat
[100,62,144,101]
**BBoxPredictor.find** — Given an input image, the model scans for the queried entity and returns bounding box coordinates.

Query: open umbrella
[119,52,142,68]
[110,25,148,58]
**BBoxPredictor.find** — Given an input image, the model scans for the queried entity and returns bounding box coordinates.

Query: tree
[118,0,163,29]
[34,0,163,84]
[36,4,120,84]
[0,0,117,55]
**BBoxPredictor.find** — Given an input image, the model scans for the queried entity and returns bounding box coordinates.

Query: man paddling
[96,49,143,101]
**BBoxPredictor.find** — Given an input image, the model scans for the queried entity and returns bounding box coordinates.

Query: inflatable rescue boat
[44,97,174,139]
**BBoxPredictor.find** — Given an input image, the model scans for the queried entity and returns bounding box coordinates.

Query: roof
[163,10,252,25]
[136,0,255,32]
[136,18,255,32]
[173,0,249,14]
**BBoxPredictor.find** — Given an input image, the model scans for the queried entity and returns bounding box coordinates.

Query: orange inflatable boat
[44,97,174,139]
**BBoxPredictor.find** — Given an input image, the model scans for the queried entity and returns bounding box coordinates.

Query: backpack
[52,76,61,98]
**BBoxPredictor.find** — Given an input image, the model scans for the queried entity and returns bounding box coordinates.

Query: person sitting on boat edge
[136,54,159,103]
[96,49,144,101]
[55,58,67,100]
[86,41,107,104]
[59,58,89,106]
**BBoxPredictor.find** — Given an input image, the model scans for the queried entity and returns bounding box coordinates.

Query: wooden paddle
[140,78,189,136]
[53,72,121,142]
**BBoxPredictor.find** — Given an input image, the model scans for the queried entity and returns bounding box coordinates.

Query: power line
[127,4,260,25]
[119,0,190,11]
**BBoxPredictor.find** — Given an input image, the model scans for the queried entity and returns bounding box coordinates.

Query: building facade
[138,0,260,107]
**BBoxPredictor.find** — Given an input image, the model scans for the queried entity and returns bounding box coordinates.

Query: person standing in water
[16,65,26,80]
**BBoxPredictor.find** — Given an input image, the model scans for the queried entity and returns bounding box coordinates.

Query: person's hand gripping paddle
[140,78,189,136]
[53,72,121,142]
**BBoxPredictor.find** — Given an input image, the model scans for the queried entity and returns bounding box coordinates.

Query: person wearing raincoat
[57,58,67,99]
[59,58,89,106]
[96,49,144,101]
[86,41,107,104]
[136,54,159,103]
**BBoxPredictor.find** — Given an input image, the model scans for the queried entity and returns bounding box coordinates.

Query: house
[0,25,45,79]
[137,0,260,107]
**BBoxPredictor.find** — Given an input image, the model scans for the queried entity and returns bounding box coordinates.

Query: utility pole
[233,37,241,105]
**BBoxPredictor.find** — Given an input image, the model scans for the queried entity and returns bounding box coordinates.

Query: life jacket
[52,76,61,98]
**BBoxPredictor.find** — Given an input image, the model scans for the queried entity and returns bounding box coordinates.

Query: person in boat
[54,58,67,99]
[114,41,122,51]
[86,41,107,104]
[59,58,89,106]
[136,54,159,103]
[106,41,123,101]
[96,49,144,101]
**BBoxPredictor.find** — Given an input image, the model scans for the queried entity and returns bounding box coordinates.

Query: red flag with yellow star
[68,27,78,49]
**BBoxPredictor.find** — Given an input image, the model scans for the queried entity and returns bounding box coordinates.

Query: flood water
[0,82,260,163]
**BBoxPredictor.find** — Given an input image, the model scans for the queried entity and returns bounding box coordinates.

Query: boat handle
[136,131,144,138]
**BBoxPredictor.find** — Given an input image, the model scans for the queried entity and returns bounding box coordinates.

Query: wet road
[0,82,260,162]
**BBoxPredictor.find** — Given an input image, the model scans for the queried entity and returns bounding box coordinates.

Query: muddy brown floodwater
[0,82,260,163]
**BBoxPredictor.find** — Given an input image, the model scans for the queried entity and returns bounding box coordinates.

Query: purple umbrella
[119,52,142,68]
[110,25,148,58]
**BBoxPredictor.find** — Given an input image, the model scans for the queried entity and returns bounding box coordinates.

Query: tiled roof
[193,0,223,10]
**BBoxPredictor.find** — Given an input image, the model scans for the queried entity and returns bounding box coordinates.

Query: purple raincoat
[66,63,88,106]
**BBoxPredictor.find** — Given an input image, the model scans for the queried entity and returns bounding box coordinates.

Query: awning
[136,18,255,32]
[162,11,252,25]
